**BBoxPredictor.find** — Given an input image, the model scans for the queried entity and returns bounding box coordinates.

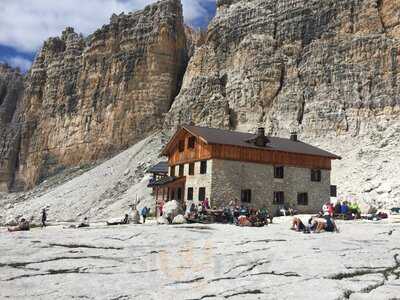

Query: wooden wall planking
[166,132,331,170]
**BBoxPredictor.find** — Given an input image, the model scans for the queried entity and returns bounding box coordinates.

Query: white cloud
[0,0,215,53]
[1,56,32,72]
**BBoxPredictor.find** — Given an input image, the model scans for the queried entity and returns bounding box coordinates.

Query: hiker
[130,205,140,224]
[202,198,210,210]
[239,205,249,217]
[41,208,47,228]
[141,206,150,224]
[77,217,90,228]
[257,207,270,225]
[237,214,251,226]
[8,218,30,232]
[314,215,339,233]
[106,214,129,226]
[291,217,306,232]
[340,202,349,215]
[334,201,342,216]
[349,202,361,219]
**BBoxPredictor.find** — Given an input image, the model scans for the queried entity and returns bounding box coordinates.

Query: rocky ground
[0,133,167,226]
[1,217,400,300]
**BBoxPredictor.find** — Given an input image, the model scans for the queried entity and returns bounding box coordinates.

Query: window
[188,136,196,149]
[273,191,284,205]
[198,187,206,201]
[189,163,195,175]
[200,161,207,174]
[178,140,184,152]
[177,188,182,201]
[179,164,184,177]
[171,189,175,200]
[330,185,337,197]
[297,193,308,206]
[241,189,252,203]
[274,166,284,179]
[311,169,321,182]
[187,187,194,201]
[170,166,175,177]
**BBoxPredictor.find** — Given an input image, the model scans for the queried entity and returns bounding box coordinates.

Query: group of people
[182,199,273,227]
[290,201,341,233]
[291,212,339,234]
[331,201,361,219]
[7,204,151,232]
[7,207,48,232]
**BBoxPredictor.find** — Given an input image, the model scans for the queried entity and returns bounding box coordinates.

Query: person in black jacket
[41,208,47,228]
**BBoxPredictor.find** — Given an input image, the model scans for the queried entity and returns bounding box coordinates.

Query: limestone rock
[0,64,24,192]
[165,0,400,208]
[172,214,187,224]
[1,0,188,191]
[163,200,182,221]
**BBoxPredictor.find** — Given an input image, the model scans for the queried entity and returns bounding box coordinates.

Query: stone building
[150,125,341,214]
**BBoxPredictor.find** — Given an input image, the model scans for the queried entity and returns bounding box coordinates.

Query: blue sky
[0,0,216,72]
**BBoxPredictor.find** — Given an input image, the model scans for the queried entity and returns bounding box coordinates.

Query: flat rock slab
[0,220,399,300]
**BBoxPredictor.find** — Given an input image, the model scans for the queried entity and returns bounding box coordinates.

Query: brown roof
[174,125,340,159]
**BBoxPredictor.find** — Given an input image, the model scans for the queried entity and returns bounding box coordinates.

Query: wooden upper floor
[162,126,340,170]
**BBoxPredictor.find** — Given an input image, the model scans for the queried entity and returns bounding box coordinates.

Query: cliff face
[166,0,400,206]
[1,0,400,207]
[0,0,187,191]
[167,0,400,134]
[0,65,24,192]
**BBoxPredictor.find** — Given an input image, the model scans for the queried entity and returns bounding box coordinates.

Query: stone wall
[184,160,213,202]
[168,160,213,202]
[211,159,330,213]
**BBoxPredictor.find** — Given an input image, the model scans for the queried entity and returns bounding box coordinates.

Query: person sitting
[341,202,349,215]
[8,218,30,232]
[239,205,249,217]
[349,202,361,219]
[314,215,339,233]
[77,217,90,228]
[291,217,306,232]
[237,215,251,226]
[334,202,342,216]
[223,206,234,224]
[107,214,129,226]
[257,207,270,225]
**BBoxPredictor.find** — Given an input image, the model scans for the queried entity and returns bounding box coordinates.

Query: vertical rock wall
[0,0,188,191]
[0,65,24,192]
[165,0,400,206]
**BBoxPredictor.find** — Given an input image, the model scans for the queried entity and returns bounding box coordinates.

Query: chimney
[255,127,267,147]
[290,132,298,142]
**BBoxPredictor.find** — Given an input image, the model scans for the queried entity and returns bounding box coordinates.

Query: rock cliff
[1,0,399,209]
[0,0,187,191]
[166,0,400,207]
[0,65,24,192]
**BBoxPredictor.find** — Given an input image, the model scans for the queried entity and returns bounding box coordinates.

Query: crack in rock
[48,243,123,250]
[223,289,263,298]
[237,259,271,276]
[0,256,105,270]
[331,254,400,299]
[4,268,159,282]
[187,294,217,300]
[104,233,141,241]
[235,239,286,246]
[166,276,205,286]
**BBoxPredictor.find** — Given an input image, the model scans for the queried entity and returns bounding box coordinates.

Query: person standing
[41,208,47,228]
[141,206,149,224]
